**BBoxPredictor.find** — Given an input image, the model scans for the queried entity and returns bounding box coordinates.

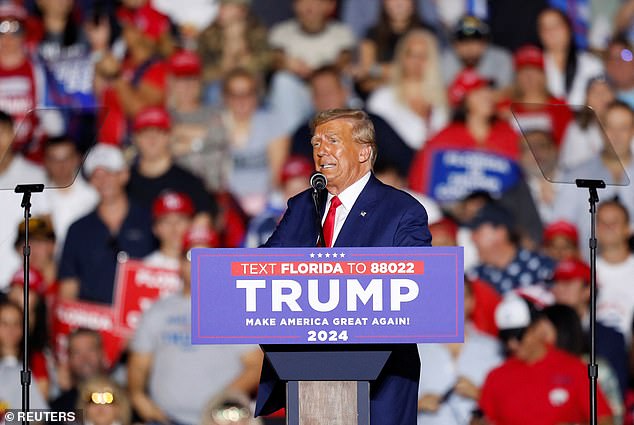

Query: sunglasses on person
[87,391,115,405]
[498,327,528,344]
[0,20,23,35]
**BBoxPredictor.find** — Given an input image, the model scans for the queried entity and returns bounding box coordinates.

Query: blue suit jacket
[256,174,432,425]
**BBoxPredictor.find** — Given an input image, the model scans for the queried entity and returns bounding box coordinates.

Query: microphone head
[310,172,327,190]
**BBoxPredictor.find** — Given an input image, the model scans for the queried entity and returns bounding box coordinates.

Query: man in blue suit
[255,109,432,425]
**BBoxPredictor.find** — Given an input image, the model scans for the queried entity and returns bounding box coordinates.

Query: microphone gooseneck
[310,172,327,246]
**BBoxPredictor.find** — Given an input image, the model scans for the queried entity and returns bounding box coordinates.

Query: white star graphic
[340,253,345,258]
[332,253,338,258]
[310,253,315,258]
[317,253,323,258]
[325,253,331,258]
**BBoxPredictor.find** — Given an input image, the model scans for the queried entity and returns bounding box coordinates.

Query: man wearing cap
[256,108,432,425]
[127,106,216,226]
[168,50,229,193]
[542,220,580,261]
[551,257,629,400]
[94,3,171,122]
[441,15,513,94]
[479,292,613,425]
[144,191,196,270]
[129,225,261,425]
[467,201,554,295]
[58,144,155,304]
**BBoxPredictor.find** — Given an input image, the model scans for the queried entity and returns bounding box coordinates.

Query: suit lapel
[333,174,381,247]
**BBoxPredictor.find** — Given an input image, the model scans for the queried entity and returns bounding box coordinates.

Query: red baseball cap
[152,191,195,219]
[514,45,544,70]
[182,225,218,253]
[169,50,202,77]
[553,258,591,284]
[117,4,170,42]
[10,267,44,294]
[543,220,579,245]
[448,69,490,107]
[0,3,27,21]
[280,156,313,184]
[133,107,171,132]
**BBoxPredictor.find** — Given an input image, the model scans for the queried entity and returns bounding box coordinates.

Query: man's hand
[418,393,441,413]
[454,376,480,400]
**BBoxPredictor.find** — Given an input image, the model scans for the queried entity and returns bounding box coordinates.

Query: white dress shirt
[322,172,371,246]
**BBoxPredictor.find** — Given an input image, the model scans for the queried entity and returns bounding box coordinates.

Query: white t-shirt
[143,250,181,271]
[46,175,98,257]
[366,86,449,150]
[0,156,49,289]
[597,254,634,342]
[269,20,356,69]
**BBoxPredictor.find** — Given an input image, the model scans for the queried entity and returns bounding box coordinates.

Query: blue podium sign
[191,247,464,344]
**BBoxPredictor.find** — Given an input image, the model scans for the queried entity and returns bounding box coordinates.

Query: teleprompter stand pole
[14,183,44,424]
[576,178,605,425]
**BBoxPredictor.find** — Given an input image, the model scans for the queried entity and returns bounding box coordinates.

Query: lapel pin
[360,211,367,217]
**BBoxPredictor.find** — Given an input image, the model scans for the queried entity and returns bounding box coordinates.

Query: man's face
[134,127,171,161]
[597,203,630,249]
[453,39,486,68]
[311,73,347,111]
[552,279,588,311]
[44,142,81,187]
[544,235,578,261]
[89,167,128,201]
[312,118,371,194]
[502,323,543,362]
[294,0,333,32]
[224,75,258,121]
[470,222,504,255]
[153,212,192,248]
[68,333,104,382]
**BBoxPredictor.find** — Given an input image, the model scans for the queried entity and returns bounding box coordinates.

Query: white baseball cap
[83,144,126,176]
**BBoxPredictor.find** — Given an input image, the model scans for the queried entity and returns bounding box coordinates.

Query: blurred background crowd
[1,0,634,423]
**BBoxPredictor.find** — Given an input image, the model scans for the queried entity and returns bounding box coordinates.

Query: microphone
[310,172,327,246]
[310,172,327,191]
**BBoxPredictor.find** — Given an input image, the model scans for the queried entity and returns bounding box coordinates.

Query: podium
[264,345,389,424]
[190,247,464,424]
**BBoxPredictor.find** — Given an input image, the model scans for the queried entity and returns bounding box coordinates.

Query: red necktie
[323,196,341,247]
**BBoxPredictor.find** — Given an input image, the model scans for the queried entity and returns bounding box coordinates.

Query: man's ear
[358,144,372,163]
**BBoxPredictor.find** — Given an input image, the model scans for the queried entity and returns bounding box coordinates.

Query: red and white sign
[113,260,181,336]
[51,300,127,368]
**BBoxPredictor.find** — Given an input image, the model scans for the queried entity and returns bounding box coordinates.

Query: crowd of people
[1,0,634,424]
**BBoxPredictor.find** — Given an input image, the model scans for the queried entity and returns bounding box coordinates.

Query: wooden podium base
[287,381,370,425]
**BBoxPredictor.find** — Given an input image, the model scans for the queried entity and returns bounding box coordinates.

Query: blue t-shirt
[58,203,156,304]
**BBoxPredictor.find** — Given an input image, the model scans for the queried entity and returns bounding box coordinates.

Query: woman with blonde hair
[77,376,131,425]
[366,29,448,150]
